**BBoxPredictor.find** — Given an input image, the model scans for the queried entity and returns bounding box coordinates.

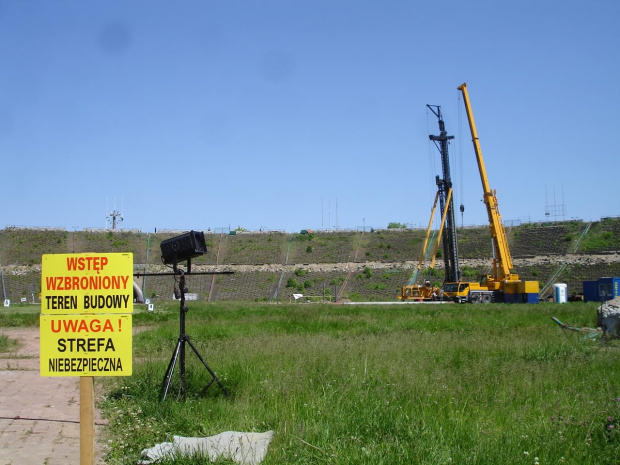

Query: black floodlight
[160,230,207,265]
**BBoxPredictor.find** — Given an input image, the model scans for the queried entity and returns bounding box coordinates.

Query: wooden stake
[80,376,95,465]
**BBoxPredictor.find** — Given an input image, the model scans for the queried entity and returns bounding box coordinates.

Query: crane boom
[443,83,539,304]
[407,191,441,286]
[457,83,516,282]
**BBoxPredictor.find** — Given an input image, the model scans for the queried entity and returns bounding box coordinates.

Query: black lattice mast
[427,105,461,283]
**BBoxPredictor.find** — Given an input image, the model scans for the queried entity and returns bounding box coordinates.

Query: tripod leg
[186,339,229,397]
[160,339,182,401]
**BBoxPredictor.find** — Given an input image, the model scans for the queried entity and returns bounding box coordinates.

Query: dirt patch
[0,328,107,465]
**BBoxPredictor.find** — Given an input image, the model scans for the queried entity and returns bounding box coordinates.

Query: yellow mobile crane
[442,83,539,303]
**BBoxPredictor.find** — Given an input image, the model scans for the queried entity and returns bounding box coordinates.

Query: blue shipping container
[526,293,540,304]
[583,277,620,302]
[503,293,539,304]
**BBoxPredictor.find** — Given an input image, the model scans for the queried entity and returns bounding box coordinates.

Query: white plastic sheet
[139,430,274,465]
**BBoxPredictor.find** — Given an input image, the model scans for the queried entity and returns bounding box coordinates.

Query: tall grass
[0,304,40,327]
[0,333,19,352]
[99,302,620,464]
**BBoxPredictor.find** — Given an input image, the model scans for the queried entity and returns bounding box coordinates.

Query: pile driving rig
[398,105,461,301]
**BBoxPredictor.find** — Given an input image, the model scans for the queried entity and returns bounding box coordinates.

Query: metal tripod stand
[160,266,228,400]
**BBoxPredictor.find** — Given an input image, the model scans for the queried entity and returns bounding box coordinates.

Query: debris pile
[597,296,620,338]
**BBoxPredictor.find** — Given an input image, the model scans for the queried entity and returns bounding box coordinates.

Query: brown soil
[0,328,107,465]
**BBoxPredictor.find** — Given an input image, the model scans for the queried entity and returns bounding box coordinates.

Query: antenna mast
[106,197,124,230]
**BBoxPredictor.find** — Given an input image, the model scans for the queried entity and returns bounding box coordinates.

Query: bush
[347,291,363,301]
[461,266,477,278]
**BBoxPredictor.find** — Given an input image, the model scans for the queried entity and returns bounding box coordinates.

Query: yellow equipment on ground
[442,83,539,304]
[397,189,453,301]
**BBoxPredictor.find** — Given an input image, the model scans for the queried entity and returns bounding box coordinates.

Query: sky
[1,0,619,233]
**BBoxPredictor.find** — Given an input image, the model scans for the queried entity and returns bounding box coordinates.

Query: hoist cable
[426,105,435,200]
[458,89,465,226]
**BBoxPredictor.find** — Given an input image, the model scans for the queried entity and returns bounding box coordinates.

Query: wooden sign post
[80,377,95,464]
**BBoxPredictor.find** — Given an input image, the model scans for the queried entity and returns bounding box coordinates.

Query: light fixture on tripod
[158,230,228,400]
[160,230,208,272]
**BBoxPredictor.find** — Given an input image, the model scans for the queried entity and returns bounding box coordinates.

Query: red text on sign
[45,275,129,291]
[66,256,109,272]
[50,318,115,333]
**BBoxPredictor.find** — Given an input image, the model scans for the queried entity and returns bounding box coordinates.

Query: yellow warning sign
[41,253,133,315]
[40,314,132,377]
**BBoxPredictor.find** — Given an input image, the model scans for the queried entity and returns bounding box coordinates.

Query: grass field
[100,301,620,464]
[3,301,620,464]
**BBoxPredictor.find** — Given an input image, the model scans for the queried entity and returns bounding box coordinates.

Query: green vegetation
[387,222,408,229]
[2,300,620,463]
[0,304,39,327]
[286,278,302,291]
[295,232,315,241]
[579,231,619,253]
[91,301,620,464]
[369,283,387,290]
[0,334,19,352]
[347,292,363,301]
[461,266,478,278]
[1,218,620,303]
[563,233,574,242]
